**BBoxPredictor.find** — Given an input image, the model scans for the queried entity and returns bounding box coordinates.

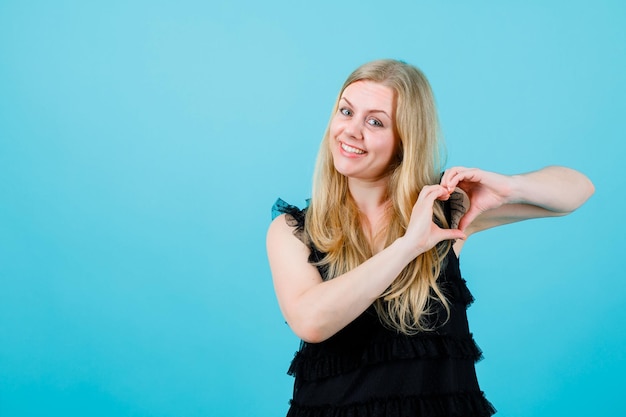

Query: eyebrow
[340,97,391,119]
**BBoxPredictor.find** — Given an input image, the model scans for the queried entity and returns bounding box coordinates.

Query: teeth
[341,143,365,154]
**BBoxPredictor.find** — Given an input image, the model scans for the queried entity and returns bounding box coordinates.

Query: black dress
[272,199,496,417]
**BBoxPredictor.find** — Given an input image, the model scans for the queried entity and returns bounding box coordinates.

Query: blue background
[1,1,624,416]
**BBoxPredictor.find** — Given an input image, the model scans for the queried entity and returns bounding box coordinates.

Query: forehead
[341,81,395,113]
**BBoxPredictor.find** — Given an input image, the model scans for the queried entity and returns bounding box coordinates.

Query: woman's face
[329,80,399,182]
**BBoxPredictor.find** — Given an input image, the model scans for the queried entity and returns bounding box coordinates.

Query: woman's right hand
[403,185,466,255]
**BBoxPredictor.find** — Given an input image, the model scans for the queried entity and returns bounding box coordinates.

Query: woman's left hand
[440,165,594,238]
[440,167,516,232]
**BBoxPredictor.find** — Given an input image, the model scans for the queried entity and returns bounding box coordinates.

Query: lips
[340,142,366,155]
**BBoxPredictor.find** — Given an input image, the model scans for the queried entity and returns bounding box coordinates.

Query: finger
[417,185,448,203]
[454,167,482,186]
[433,227,467,242]
[440,168,463,193]
[442,167,475,193]
[430,185,454,203]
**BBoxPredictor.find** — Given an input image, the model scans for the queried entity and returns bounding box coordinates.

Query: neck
[347,177,389,215]
[348,177,391,253]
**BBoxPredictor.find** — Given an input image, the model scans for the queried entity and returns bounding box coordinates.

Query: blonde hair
[305,59,451,334]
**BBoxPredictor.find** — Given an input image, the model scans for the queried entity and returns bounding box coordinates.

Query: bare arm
[440,166,595,237]
[267,185,465,343]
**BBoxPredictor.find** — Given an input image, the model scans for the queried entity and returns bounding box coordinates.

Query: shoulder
[267,199,309,252]
[267,213,296,241]
[267,214,315,277]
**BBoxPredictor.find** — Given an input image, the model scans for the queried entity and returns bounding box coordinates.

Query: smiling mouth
[341,142,366,155]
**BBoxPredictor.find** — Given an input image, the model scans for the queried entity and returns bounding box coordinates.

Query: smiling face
[329,80,399,183]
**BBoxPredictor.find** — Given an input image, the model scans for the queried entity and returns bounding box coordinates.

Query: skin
[440,166,596,254]
[267,81,595,344]
[330,81,398,184]
[329,81,400,247]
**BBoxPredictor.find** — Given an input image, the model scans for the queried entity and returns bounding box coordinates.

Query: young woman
[267,59,594,417]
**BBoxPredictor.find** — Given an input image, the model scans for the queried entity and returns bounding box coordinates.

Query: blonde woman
[267,59,594,417]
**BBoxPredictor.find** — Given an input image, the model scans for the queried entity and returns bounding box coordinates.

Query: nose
[344,116,363,140]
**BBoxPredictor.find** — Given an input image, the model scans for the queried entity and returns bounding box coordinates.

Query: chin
[332,165,353,178]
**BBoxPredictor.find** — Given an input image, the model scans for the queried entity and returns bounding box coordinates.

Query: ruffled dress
[272,199,496,417]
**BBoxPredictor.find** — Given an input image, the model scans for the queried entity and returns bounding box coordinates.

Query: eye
[367,118,383,127]
[339,107,352,117]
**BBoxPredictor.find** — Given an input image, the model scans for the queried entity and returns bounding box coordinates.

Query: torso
[272,198,495,417]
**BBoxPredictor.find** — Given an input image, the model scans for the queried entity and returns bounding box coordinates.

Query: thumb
[437,228,467,242]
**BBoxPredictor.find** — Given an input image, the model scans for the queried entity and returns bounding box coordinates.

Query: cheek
[327,132,339,157]
[380,137,401,167]
[381,135,399,156]
[328,118,341,138]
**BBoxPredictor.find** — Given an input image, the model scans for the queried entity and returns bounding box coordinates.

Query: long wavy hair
[304,59,451,334]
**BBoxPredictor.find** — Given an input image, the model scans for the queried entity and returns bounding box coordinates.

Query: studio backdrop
[1,1,624,416]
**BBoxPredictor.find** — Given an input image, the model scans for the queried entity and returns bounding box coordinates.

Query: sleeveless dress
[272,198,496,417]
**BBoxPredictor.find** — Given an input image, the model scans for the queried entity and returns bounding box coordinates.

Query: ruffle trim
[442,276,475,309]
[287,391,496,417]
[288,333,483,382]
[272,198,307,238]
[272,198,307,222]
[272,198,309,231]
